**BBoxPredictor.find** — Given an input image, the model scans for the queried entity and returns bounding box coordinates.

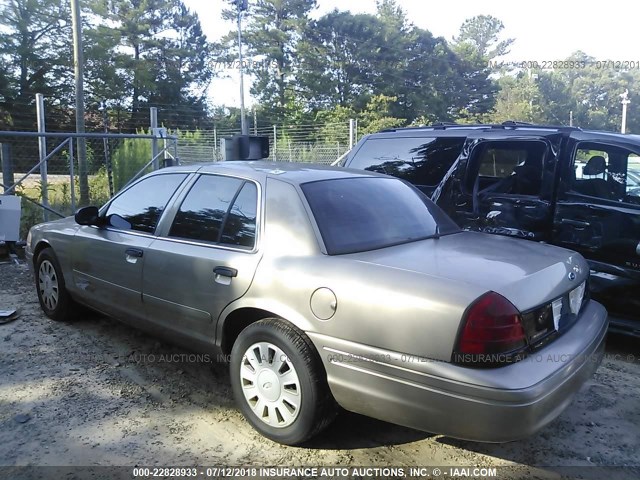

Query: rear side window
[471,141,546,196]
[105,173,188,234]
[347,137,464,191]
[169,175,258,249]
[220,182,258,248]
[301,177,459,255]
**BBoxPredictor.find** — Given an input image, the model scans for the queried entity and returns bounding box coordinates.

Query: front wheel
[230,318,336,445]
[35,247,78,321]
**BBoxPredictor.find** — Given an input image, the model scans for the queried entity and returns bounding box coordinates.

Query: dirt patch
[0,261,638,478]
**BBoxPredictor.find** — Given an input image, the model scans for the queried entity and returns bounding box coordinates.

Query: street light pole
[237,0,248,135]
[621,89,630,134]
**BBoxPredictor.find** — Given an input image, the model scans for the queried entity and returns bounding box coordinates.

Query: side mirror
[75,206,100,226]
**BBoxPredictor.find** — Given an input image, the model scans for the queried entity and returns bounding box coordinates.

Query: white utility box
[0,195,21,242]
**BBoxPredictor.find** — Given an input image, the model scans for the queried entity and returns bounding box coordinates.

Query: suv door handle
[560,219,591,229]
[125,248,143,258]
[213,266,238,278]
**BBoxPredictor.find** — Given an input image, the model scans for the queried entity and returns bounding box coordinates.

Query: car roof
[153,161,387,185]
[367,123,640,144]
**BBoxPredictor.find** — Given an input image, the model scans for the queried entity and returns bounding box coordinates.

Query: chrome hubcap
[38,260,59,311]
[240,342,301,428]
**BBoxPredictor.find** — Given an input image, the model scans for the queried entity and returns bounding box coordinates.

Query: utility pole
[621,89,630,134]
[349,119,355,149]
[253,107,258,135]
[36,94,49,220]
[100,101,114,197]
[237,0,249,135]
[71,0,89,206]
[569,110,573,127]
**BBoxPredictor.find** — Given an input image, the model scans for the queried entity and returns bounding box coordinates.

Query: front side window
[105,173,188,233]
[348,137,465,191]
[169,175,258,249]
[301,177,459,255]
[572,143,640,204]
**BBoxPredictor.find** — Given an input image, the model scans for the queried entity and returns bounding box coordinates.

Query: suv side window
[348,137,465,192]
[169,174,258,249]
[572,143,640,204]
[105,173,188,234]
[471,141,545,196]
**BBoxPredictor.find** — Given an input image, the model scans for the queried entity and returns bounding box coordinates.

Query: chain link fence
[1,101,356,240]
[0,131,177,237]
[176,122,354,165]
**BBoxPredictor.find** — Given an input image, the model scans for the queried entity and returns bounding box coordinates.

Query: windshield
[301,177,460,255]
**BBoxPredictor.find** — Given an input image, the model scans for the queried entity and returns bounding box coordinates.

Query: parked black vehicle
[343,122,640,336]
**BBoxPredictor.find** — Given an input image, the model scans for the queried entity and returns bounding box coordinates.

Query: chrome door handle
[213,266,237,278]
[560,219,591,229]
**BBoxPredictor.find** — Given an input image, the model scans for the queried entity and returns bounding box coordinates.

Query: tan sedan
[26,161,607,445]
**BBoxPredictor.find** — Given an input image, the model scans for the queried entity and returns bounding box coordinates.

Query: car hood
[347,231,589,311]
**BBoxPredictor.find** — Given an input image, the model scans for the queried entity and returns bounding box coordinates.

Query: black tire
[230,318,337,445]
[35,247,78,322]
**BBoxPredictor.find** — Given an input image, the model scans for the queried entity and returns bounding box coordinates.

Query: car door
[141,173,262,343]
[71,173,189,320]
[553,138,640,279]
[436,132,564,241]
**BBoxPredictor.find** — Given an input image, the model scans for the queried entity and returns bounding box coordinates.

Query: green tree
[0,65,12,127]
[146,2,212,125]
[111,134,153,190]
[311,94,404,143]
[450,15,512,121]
[298,5,467,124]
[490,74,546,124]
[358,94,406,134]
[562,55,639,132]
[452,15,514,61]
[298,10,381,110]
[0,0,73,129]
[483,49,640,132]
[220,0,317,122]
[86,0,214,129]
[314,105,355,145]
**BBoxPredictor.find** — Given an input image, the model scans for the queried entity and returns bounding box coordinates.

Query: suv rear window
[347,137,465,192]
[301,177,459,255]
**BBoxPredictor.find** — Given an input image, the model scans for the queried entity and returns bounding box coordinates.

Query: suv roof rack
[431,122,460,129]
[379,123,487,133]
[379,121,582,133]
[496,120,582,132]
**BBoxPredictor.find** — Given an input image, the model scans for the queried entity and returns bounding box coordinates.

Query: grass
[15,168,112,239]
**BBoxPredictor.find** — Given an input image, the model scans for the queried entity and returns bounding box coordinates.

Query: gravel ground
[0,260,639,479]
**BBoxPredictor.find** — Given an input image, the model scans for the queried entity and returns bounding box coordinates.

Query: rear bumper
[309,300,608,442]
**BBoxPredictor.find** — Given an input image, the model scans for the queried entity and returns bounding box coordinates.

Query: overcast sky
[183,0,638,107]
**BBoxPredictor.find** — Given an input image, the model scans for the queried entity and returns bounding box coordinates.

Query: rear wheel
[35,247,78,321]
[230,318,336,445]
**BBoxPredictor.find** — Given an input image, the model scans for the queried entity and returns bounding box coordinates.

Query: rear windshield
[301,177,459,255]
[347,136,465,191]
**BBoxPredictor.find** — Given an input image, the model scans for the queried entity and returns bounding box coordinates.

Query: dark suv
[343,122,640,336]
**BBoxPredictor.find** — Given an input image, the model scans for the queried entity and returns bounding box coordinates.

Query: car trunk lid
[348,231,589,315]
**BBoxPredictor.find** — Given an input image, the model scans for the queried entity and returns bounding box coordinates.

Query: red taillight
[454,292,527,364]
